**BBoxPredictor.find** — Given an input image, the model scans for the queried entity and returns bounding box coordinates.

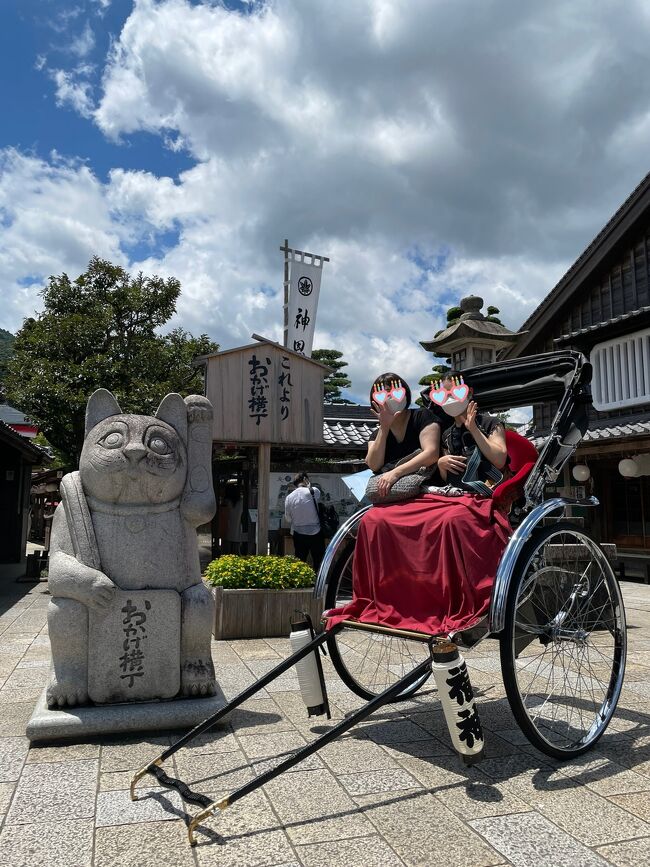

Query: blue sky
[1,0,650,404]
[1,2,195,180]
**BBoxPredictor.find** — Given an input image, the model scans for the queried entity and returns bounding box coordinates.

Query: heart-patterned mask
[429,377,470,417]
[373,379,408,413]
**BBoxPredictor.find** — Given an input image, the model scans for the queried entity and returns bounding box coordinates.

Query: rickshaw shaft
[161,625,335,762]
[185,648,436,844]
[130,626,338,800]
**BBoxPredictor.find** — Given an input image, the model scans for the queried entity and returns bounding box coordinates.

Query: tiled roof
[582,420,650,442]
[323,419,377,449]
[531,420,650,450]
[554,305,650,344]
[0,419,45,461]
[321,404,377,449]
[0,404,32,425]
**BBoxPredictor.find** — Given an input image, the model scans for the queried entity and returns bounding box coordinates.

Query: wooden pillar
[256,443,271,554]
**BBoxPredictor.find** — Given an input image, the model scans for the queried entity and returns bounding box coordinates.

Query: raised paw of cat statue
[46,389,217,708]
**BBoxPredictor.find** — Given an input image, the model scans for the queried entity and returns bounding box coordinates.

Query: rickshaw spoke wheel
[500,521,626,759]
[323,536,431,701]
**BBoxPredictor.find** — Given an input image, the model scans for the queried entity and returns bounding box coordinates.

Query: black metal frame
[130,621,443,845]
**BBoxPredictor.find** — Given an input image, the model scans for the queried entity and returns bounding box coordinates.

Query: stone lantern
[420,296,525,370]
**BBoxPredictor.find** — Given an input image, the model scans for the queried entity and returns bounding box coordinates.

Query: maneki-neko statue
[46,389,217,708]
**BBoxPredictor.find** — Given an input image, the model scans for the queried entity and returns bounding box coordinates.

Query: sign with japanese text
[88,589,181,703]
[286,255,324,356]
[206,341,325,445]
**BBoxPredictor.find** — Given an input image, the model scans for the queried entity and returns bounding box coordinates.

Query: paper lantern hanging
[618,458,640,478]
[572,464,591,482]
[634,454,650,476]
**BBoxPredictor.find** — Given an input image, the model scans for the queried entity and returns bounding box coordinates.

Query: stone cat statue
[46,389,217,708]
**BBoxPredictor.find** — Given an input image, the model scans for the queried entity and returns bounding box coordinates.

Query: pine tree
[311,349,353,403]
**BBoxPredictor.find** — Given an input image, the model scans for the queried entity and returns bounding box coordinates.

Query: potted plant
[204,555,325,640]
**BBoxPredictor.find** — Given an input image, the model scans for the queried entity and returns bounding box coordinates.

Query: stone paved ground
[1,580,650,867]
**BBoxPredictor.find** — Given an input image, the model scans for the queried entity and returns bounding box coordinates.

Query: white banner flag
[285,252,325,356]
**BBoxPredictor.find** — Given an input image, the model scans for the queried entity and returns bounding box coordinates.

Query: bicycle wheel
[500,521,626,759]
[324,529,431,702]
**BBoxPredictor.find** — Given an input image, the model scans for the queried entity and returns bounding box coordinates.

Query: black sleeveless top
[368,407,450,471]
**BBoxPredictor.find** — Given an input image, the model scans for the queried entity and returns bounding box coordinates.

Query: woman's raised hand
[465,400,478,432]
[372,399,402,431]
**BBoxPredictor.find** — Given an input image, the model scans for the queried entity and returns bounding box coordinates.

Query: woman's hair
[369,372,411,407]
[440,369,469,386]
[293,471,310,487]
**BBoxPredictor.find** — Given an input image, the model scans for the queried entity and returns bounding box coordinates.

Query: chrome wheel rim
[511,529,626,753]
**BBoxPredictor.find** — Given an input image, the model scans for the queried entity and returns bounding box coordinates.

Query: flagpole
[281,239,290,347]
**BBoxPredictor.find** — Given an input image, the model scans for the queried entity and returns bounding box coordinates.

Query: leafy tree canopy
[311,348,353,404]
[0,328,15,386]
[5,257,218,464]
[416,363,451,406]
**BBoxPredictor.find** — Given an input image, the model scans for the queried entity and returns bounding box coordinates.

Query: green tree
[486,305,503,324]
[0,328,15,387]
[5,257,218,464]
[311,348,353,403]
[416,362,451,406]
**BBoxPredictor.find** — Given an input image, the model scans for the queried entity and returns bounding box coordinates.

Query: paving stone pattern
[0,580,650,866]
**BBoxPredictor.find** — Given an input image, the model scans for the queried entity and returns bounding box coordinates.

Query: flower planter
[211,585,325,640]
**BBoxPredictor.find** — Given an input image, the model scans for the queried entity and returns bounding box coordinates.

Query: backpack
[318,502,340,537]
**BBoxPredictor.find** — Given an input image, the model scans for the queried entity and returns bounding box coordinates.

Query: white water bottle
[431,641,484,765]
[289,616,329,717]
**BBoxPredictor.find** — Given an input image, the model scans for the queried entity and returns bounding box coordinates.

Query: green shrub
[204,555,316,590]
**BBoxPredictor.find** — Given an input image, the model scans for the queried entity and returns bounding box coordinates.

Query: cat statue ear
[85,389,122,435]
[155,393,188,441]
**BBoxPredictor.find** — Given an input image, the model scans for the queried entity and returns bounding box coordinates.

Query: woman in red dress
[328,371,512,636]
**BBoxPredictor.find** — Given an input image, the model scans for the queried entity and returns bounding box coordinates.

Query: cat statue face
[80,389,188,505]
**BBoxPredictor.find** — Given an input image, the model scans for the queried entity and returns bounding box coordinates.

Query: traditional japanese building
[505,173,650,580]
[0,402,38,438]
[200,336,375,556]
[0,420,44,580]
[420,295,525,370]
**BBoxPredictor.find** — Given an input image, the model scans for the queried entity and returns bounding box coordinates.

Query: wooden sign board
[204,339,326,445]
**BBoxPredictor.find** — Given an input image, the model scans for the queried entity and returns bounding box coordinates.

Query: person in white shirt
[284,472,325,571]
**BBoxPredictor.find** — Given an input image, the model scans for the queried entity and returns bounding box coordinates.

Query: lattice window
[592,326,650,410]
[473,348,493,365]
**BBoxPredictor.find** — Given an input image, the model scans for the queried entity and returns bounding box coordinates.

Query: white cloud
[0,150,123,326]
[70,21,96,58]
[50,66,95,117]
[3,0,650,405]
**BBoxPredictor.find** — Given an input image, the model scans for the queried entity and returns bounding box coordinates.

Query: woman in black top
[366,372,450,498]
[435,372,508,492]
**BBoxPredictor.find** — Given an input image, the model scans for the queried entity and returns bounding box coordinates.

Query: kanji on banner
[285,253,325,356]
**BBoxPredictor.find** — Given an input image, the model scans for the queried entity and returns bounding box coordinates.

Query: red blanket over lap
[327,494,512,635]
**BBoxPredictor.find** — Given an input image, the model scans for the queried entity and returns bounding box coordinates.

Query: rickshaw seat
[492,429,538,512]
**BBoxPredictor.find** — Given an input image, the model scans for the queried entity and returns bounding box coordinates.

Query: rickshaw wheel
[324,536,432,701]
[500,521,627,760]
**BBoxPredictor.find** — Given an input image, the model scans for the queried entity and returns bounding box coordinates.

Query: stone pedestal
[26,687,226,743]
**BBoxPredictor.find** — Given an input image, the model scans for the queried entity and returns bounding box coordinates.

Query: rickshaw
[130,350,627,845]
